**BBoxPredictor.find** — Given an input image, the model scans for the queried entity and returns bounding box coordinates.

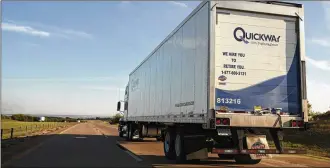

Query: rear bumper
[215,113,305,128]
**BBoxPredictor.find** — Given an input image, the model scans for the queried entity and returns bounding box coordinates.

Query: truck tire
[126,123,133,141]
[164,129,176,160]
[119,128,123,138]
[175,129,186,163]
[234,155,261,164]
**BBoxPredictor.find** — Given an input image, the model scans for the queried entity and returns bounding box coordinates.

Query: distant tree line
[308,101,330,121]
[1,113,124,123]
[1,114,78,122]
[85,114,123,124]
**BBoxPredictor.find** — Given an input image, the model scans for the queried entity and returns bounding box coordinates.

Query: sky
[1,1,330,116]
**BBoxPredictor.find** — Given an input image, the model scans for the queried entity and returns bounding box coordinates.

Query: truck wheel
[175,130,187,163]
[234,155,261,164]
[218,154,235,160]
[164,129,176,160]
[156,137,162,141]
[126,124,133,141]
[119,128,123,138]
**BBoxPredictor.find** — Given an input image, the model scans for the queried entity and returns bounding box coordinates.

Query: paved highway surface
[2,121,330,168]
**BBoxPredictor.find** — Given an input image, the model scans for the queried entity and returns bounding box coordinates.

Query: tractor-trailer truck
[117,0,308,164]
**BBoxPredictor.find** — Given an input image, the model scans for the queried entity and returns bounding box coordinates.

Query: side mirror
[117,101,121,111]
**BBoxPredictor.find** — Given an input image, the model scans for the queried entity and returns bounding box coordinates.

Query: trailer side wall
[128,2,210,123]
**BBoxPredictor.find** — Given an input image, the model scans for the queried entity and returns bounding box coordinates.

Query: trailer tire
[175,129,187,163]
[234,155,261,164]
[164,129,176,160]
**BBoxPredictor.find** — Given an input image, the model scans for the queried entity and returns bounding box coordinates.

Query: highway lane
[3,121,330,168]
[2,122,148,168]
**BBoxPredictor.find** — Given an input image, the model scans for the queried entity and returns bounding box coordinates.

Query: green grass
[267,120,330,158]
[1,119,73,139]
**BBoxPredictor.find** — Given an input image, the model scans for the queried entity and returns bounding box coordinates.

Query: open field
[268,119,330,158]
[1,119,75,139]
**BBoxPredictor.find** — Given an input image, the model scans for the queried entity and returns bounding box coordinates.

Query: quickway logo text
[233,27,281,46]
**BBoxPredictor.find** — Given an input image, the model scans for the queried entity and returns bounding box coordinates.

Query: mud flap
[186,148,208,160]
[246,134,272,160]
[184,136,208,160]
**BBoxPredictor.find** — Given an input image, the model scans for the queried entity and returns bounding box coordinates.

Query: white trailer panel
[214,8,300,114]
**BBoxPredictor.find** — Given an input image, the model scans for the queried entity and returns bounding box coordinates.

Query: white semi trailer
[117,0,308,164]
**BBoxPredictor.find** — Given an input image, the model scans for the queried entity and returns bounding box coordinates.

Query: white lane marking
[91,124,110,138]
[116,141,142,162]
[59,124,80,134]
[75,137,87,139]
[125,150,143,162]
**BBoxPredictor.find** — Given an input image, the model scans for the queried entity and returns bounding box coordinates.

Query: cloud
[2,22,50,37]
[306,56,330,71]
[62,29,93,39]
[2,20,93,39]
[307,80,330,112]
[311,38,330,47]
[168,1,188,8]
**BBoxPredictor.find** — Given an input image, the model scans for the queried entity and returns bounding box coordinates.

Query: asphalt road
[2,122,148,167]
[2,121,330,168]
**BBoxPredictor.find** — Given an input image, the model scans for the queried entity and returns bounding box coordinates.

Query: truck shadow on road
[115,137,239,167]
[2,133,239,168]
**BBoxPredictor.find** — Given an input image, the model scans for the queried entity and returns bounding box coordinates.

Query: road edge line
[116,141,143,162]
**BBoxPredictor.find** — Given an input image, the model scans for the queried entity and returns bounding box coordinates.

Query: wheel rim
[164,132,170,153]
[175,134,181,156]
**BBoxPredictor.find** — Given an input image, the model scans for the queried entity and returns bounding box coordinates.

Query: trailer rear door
[214,9,301,115]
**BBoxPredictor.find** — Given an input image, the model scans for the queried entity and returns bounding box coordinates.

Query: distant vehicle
[117,1,308,164]
[39,117,46,122]
[77,120,81,123]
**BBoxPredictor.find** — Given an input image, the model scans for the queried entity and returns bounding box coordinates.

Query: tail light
[297,120,304,127]
[216,119,221,125]
[291,120,304,127]
[216,118,230,126]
